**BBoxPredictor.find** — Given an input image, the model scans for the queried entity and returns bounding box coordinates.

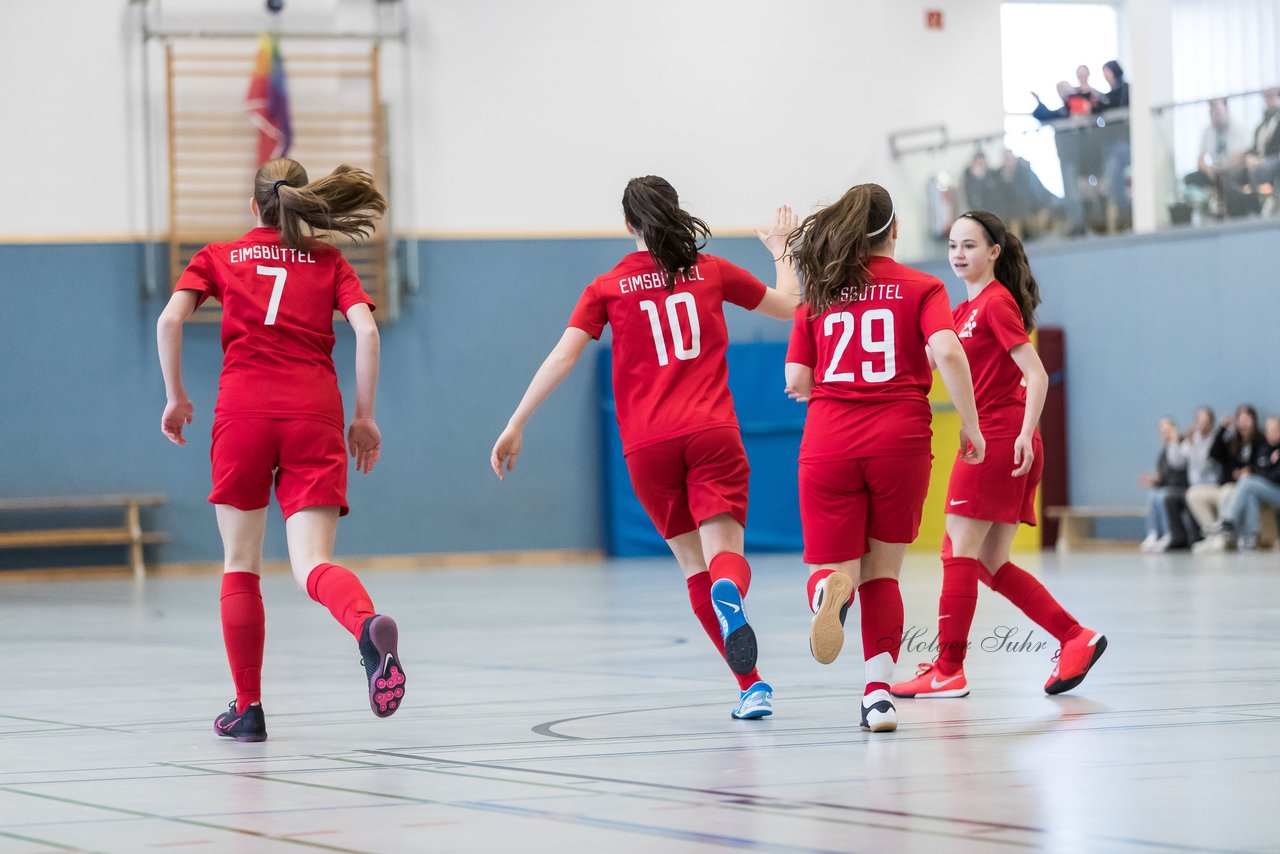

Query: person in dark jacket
[1139,416,1189,552]
[1191,405,1265,552]
[1215,416,1280,550]
[1097,61,1131,228]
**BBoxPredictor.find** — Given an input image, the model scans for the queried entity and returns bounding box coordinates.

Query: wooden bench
[1045,506,1144,554]
[0,495,167,581]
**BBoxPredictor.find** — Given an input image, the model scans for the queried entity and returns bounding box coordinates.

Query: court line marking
[159,760,1015,852]
[0,829,86,851]
[366,749,1254,854]
[0,787,366,853]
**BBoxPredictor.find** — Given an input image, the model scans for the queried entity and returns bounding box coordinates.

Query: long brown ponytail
[253,158,388,252]
[789,183,895,315]
[959,210,1042,332]
[621,176,711,287]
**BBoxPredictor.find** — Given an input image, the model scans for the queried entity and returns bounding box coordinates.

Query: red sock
[859,578,903,695]
[937,557,981,674]
[991,562,1082,643]
[305,563,375,638]
[708,552,751,597]
[220,571,265,714]
[804,567,854,613]
[687,571,761,691]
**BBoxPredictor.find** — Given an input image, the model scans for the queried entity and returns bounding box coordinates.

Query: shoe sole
[1045,634,1107,696]
[711,580,758,676]
[861,720,898,732]
[214,714,267,742]
[731,707,773,720]
[366,615,407,717]
[809,572,853,665]
[889,687,969,699]
[215,728,268,743]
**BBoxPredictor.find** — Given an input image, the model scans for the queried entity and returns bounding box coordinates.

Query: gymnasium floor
[2,550,1277,853]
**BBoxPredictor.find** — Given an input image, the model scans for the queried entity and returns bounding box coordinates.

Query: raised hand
[756,205,799,260]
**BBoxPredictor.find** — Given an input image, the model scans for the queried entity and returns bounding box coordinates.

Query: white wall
[411,0,1006,235]
[0,0,1006,240]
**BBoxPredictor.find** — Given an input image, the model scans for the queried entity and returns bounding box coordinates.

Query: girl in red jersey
[491,176,800,720]
[891,210,1106,700]
[783,183,984,733]
[156,158,405,741]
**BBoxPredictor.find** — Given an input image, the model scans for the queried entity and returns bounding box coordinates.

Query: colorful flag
[245,33,292,165]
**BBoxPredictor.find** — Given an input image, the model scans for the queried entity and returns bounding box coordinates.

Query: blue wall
[1,223,1276,563]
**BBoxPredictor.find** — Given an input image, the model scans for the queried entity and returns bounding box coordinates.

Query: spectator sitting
[1191,404,1265,552]
[963,150,997,213]
[1205,415,1280,552]
[1170,405,1220,546]
[997,150,1059,239]
[1139,416,1189,553]
[1185,98,1253,218]
[1229,87,1280,214]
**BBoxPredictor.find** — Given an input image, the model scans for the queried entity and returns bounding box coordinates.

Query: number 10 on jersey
[640,293,701,366]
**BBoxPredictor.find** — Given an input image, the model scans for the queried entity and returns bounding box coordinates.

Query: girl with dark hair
[491,176,801,720]
[157,158,403,742]
[783,183,983,733]
[892,210,1106,701]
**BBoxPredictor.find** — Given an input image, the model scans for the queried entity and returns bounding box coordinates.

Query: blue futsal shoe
[710,578,758,675]
[732,681,774,720]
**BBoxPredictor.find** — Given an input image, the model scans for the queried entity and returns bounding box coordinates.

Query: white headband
[867,208,895,237]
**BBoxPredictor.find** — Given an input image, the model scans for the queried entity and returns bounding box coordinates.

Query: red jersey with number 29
[174,227,375,429]
[568,252,767,454]
[786,256,955,462]
[953,281,1031,439]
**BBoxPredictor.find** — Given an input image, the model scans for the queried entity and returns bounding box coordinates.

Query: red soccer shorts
[945,432,1042,526]
[625,427,750,540]
[799,453,932,564]
[209,418,349,519]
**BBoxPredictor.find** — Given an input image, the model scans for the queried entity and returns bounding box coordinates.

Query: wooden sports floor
[1,550,1276,853]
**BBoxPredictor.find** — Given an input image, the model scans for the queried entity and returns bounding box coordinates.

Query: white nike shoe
[860,689,898,732]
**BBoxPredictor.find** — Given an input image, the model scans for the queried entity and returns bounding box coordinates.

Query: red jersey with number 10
[786,256,955,462]
[568,252,767,454]
[174,227,375,429]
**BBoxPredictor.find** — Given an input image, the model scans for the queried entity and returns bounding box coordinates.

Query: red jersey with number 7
[174,227,375,429]
[568,252,767,454]
[785,256,955,462]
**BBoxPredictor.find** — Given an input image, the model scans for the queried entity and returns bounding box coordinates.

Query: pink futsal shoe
[1044,630,1107,695]
[890,662,970,698]
[214,701,267,742]
[359,615,407,717]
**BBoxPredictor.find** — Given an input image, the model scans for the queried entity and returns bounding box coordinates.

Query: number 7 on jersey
[257,265,287,326]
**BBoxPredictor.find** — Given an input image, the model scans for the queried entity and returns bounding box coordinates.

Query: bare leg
[283,506,340,590]
[215,505,268,576]
[696,512,744,565]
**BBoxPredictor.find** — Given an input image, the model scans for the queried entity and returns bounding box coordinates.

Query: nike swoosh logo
[715,600,741,614]
[930,674,963,689]
[949,500,968,506]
